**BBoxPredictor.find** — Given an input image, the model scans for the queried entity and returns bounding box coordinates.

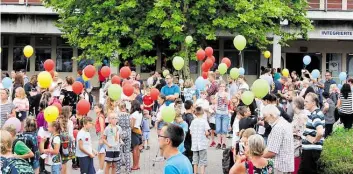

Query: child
[4,125,34,162]
[141,110,151,150]
[215,81,230,150]
[20,117,40,174]
[208,95,217,147]
[95,104,106,174]
[70,110,83,169]
[103,112,123,174]
[172,108,188,153]
[142,87,154,114]
[195,90,210,120]
[36,100,50,174]
[43,121,62,174]
[76,116,97,174]
[189,106,210,174]
[13,87,29,131]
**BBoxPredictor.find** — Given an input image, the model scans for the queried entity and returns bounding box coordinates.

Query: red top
[143,95,154,111]
[95,113,105,133]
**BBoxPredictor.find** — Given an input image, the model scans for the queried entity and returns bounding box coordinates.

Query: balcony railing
[308,0,353,10]
[1,0,42,5]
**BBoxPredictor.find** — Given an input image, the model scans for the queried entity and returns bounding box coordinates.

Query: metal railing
[308,0,353,10]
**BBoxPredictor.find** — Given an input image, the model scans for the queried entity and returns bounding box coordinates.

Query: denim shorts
[215,114,230,134]
[143,131,150,141]
[32,159,39,170]
[51,164,62,174]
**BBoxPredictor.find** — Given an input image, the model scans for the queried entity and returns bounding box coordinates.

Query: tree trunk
[181,43,191,79]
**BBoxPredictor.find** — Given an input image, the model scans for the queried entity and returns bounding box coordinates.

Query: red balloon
[44,59,55,71]
[77,99,91,115]
[196,49,206,61]
[73,129,79,139]
[100,66,111,78]
[123,83,134,96]
[84,65,96,78]
[201,63,209,72]
[72,81,84,95]
[204,58,213,69]
[49,70,55,78]
[221,57,231,68]
[111,76,121,84]
[202,71,208,79]
[120,66,131,79]
[51,102,62,113]
[205,47,213,57]
[150,88,160,101]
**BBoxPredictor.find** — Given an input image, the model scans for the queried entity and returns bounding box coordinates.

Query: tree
[44,0,312,79]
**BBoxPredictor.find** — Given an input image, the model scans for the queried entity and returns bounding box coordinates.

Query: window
[326,53,342,82]
[1,36,9,70]
[13,36,31,71]
[223,51,240,68]
[244,51,260,75]
[35,37,52,71]
[141,50,157,73]
[189,60,198,74]
[77,49,94,71]
[56,37,73,72]
[347,54,353,77]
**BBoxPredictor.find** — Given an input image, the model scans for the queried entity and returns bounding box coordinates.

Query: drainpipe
[325,0,327,11]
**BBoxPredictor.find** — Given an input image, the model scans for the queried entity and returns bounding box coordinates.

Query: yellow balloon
[82,73,90,81]
[38,71,53,88]
[264,51,271,59]
[44,106,59,122]
[23,45,34,58]
[282,68,289,77]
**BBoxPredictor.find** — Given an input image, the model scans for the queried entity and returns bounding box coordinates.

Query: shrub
[320,127,353,174]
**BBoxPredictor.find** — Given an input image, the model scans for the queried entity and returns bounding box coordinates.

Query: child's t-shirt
[49,135,61,165]
[103,125,122,152]
[195,98,209,120]
[141,118,150,132]
[208,104,216,124]
[13,141,31,155]
[189,117,210,151]
[76,129,93,157]
[232,117,241,147]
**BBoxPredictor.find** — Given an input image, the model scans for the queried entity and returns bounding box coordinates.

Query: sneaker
[146,146,150,150]
[209,141,216,147]
[222,144,227,150]
[216,143,221,149]
[97,169,104,174]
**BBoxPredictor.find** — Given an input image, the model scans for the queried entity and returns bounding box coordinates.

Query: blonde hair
[329,84,337,93]
[4,125,17,136]
[184,79,194,88]
[106,98,115,113]
[248,134,266,156]
[239,128,256,139]
[15,87,26,99]
[24,116,37,132]
[0,130,13,154]
[59,106,71,133]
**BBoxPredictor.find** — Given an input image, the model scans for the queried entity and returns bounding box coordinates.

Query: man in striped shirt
[299,92,325,174]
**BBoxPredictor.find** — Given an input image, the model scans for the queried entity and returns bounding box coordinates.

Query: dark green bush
[321,127,353,174]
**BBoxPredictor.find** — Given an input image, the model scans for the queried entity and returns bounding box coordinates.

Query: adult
[291,97,307,174]
[76,70,91,89]
[155,94,167,134]
[159,124,193,174]
[117,102,131,173]
[329,84,339,105]
[60,76,78,115]
[136,73,144,90]
[28,87,47,116]
[321,71,336,94]
[228,78,238,99]
[130,100,143,170]
[147,71,155,88]
[322,92,336,137]
[299,79,310,97]
[161,74,180,106]
[12,73,24,100]
[236,76,249,91]
[336,84,353,129]
[260,68,273,90]
[19,69,29,85]
[291,71,300,83]
[49,72,63,99]
[299,92,325,174]
[153,71,166,91]
[183,79,196,103]
[348,78,353,91]
[182,100,194,163]
[272,76,286,94]
[262,104,294,174]
[24,75,37,98]
[230,135,274,174]
[10,70,16,82]
[0,89,15,127]
[206,72,218,101]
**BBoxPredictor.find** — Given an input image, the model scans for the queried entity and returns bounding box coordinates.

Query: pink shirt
[13,98,29,111]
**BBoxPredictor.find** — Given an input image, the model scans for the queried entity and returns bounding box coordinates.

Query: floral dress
[292,111,307,157]
[117,112,131,174]
[61,89,78,115]
[245,159,274,174]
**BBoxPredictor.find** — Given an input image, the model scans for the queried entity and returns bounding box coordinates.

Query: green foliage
[321,128,353,174]
[43,0,312,71]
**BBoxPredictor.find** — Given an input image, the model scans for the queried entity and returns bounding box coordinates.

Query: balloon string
[239,51,243,67]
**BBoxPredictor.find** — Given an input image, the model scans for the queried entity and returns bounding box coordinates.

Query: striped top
[302,109,325,150]
[0,102,15,127]
[339,93,353,114]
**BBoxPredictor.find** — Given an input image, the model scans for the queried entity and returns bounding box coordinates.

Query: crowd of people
[0,66,352,174]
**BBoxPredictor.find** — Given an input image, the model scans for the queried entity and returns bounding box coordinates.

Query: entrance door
[286,53,321,74]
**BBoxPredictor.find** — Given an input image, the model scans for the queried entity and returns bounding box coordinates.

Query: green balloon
[108,84,122,101]
[162,106,176,123]
[185,36,193,45]
[233,35,247,51]
[251,79,270,99]
[218,63,228,75]
[241,91,255,105]
[163,70,170,77]
[173,56,184,70]
[230,68,240,79]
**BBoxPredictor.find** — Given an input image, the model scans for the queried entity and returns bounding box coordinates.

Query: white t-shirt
[232,118,240,147]
[196,98,209,120]
[156,104,166,121]
[76,129,93,157]
[48,136,61,165]
[51,82,61,97]
[131,111,143,128]
[104,125,122,151]
[189,117,210,151]
[68,120,74,139]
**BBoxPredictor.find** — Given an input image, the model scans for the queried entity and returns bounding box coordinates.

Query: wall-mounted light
[315,52,321,55]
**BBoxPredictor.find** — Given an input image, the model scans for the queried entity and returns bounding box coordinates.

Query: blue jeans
[51,164,62,174]
[215,114,230,134]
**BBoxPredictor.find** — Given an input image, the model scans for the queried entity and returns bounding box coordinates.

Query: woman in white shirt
[130,100,143,170]
[49,72,63,98]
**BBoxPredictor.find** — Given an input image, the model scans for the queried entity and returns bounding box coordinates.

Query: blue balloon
[195,77,206,90]
[239,68,245,75]
[303,55,311,65]
[339,72,347,81]
[311,69,320,79]
[338,84,342,90]
[2,77,12,89]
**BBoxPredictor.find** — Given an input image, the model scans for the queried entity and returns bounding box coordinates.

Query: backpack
[0,157,34,174]
[12,132,39,165]
[57,133,76,161]
[222,148,232,174]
